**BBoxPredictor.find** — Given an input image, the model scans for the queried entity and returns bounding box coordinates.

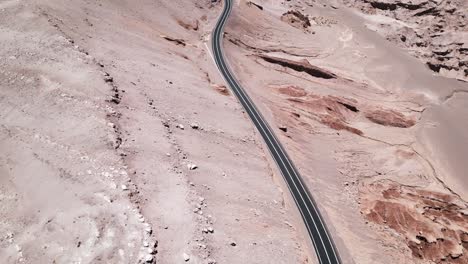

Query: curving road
[211,1,342,264]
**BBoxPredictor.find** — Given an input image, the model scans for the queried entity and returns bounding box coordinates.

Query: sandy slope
[1,0,308,263]
[0,1,148,263]
[224,0,468,263]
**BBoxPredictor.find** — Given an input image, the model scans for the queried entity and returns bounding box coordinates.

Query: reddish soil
[365,109,416,128]
[277,86,307,97]
[362,182,468,263]
[320,115,363,135]
[282,89,362,135]
[287,97,362,134]
[287,95,359,120]
[213,84,230,96]
[278,84,417,137]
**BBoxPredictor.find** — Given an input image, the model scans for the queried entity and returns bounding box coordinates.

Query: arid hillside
[0,0,467,264]
[224,0,468,263]
[0,0,309,263]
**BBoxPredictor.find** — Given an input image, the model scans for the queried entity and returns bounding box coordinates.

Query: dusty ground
[0,0,308,263]
[224,0,468,263]
[1,0,467,264]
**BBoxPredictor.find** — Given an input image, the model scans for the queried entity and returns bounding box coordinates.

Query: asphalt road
[211,1,342,264]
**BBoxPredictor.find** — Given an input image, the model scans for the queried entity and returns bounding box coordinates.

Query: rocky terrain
[341,0,468,81]
[0,0,308,263]
[1,0,467,264]
[224,0,468,263]
[362,182,468,263]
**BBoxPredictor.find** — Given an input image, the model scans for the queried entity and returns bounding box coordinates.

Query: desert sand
[0,0,467,263]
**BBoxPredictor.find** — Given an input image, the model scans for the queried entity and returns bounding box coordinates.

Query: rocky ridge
[342,0,468,81]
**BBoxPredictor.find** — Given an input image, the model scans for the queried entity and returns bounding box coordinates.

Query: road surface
[211,1,342,264]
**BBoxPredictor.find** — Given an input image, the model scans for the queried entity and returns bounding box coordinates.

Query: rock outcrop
[365,109,415,128]
[343,0,468,81]
[361,181,468,263]
[258,55,337,79]
[281,10,312,31]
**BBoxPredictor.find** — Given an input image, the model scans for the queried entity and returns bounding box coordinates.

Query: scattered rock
[190,123,199,129]
[311,16,338,27]
[145,254,154,263]
[147,247,156,254]
[281,10,311,30]
[212,84,230,96]
[145,225,152,234]
[104,74,113,83]
[230,241,237,246]
[176,124,185,130]
[187,163,198,170]
[6,232,14,239]
[162,35,186,46]
[278,125,288,132]
[183,252,190,261]
[121,184,128,190]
